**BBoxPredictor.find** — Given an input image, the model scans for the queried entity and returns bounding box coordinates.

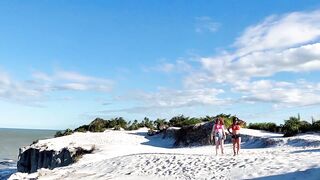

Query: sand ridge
[9,128,320,180]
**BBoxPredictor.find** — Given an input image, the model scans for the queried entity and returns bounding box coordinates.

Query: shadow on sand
[128,131,174,148]
[249,167,320,180]
[0,168,16,180]
[291,148,320,154]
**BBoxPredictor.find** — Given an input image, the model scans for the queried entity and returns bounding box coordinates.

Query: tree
[200,116,215,122]
[300,120,311,133]
[154,118,168,130]
[283,116,301,137]
[169,115,189,127]
[88,118,107,132]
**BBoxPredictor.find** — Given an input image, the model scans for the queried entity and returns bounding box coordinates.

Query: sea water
[0,128,56,179]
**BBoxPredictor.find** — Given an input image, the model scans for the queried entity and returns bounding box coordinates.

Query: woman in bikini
[211,117,226,155]
[228,117,241,156]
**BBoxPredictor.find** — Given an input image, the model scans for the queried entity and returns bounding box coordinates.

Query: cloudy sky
[1,0,320,129]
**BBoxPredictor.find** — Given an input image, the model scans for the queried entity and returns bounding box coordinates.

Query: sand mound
[9,128,320,180]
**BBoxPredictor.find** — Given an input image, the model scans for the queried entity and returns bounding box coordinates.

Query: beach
[9,128,320,180]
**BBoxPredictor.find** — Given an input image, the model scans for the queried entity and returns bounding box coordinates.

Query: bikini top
[232,124,240,131]
[214,124,224,131]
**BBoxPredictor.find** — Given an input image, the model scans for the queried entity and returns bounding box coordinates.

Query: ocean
[0,128,56,179]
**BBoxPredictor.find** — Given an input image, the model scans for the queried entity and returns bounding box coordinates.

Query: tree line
[247,114,320,137]
[54,114,237,137]
[55,113,320,138]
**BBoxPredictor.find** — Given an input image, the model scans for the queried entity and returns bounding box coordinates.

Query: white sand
[9,128,320,180]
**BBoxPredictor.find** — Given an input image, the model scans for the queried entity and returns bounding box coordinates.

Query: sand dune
[9,128,320,180]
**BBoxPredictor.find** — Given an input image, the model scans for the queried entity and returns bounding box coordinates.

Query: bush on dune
[169,115,213,127]
[311,119,320,131]
[154,118,168,131]
[54,128,73,138]
[283,116,301,137]
[54,114,246,138]
[56,113,320,139]
[74,125,89,132]
[247,114,320,137]
[299,120,312,133]
[248,122,278,132]
[169,115,190,127]
[88,118,108,132]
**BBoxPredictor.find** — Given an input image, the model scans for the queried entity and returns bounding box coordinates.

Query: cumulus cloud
[184,10,320,107]
[235,11,320,55]
[199,43,320,83]
[234,80,320,107]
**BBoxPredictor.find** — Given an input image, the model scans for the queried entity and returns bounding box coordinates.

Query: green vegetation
[248,114,320,137]
[54,113,319,138]
[248,122,278,132]
[283,116,301,137]
[54,128,73,138]
[54,114,241,137]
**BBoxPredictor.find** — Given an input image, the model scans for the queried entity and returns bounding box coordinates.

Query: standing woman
[228,117,241,156]
[211,117,226,155]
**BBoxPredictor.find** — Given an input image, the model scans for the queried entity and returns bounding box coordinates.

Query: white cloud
[0,71,44,105]
[0,69,114,106]
[195,16,220,33]
[107,87,228,114]
[33,70,114,92]
[233,80,320,107]
[184,10,320,109]
[198,43,320,84]
[187,10,320,85]
[235,11,320,56]
[144,60,193,74]
[136,88,226,107]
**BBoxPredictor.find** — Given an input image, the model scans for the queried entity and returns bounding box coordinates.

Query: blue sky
[1,0,320,129]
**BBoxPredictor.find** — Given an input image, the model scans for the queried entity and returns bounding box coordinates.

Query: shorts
[232,134,241,139]
[215,132,223,141]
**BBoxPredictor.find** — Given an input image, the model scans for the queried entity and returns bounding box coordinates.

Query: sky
[1,0,320,129]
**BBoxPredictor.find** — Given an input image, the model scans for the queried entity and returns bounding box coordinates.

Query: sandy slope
[9,128,320,180]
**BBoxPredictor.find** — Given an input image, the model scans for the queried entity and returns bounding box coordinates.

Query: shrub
[312,120,320,131]
[180,118,202,126]
[74,125,89,132]
[113,125,121,130]
[142,117,155,129]
[109,117,128,129]
[300,121,312,133]
[199,116,215,122]
[169,115,189,127]
[64,128,73,136]
[127,120,139,130]
[54,131,64,138]
[248,122,277,132]
[283,117,301,137]
[154,118,168,131]
[54,128,73,138]
[88,118,107,132]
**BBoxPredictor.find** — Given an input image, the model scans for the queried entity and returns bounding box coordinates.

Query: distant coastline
[0,128,56,160]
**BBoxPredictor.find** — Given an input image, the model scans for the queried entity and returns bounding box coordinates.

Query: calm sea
[0,128,56,179]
